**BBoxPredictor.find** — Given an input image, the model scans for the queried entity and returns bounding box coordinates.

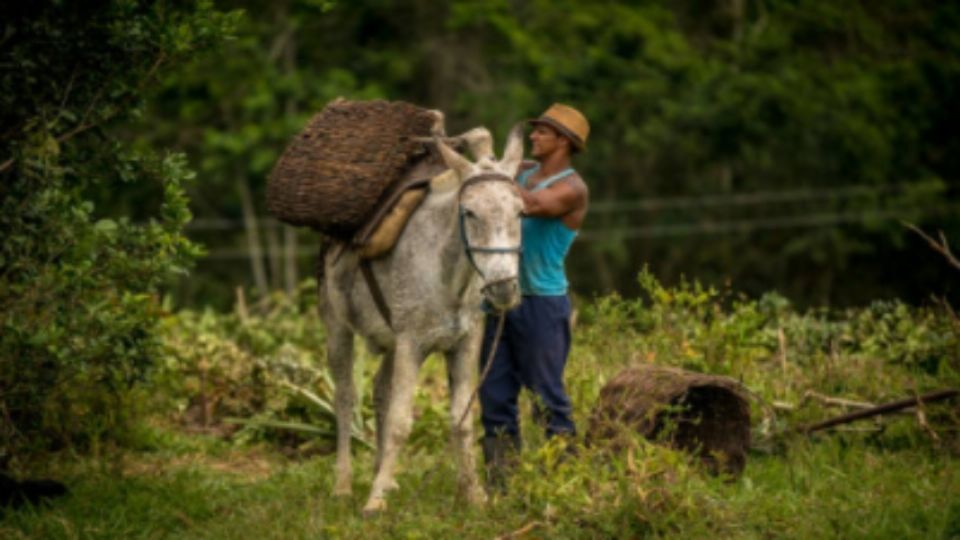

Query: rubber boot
[481,434,521,493]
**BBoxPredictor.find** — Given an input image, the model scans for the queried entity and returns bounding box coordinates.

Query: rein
[457,310,506,431]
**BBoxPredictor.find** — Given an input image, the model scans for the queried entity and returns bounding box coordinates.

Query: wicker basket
[267,99,438,237]
[589,365,751,476]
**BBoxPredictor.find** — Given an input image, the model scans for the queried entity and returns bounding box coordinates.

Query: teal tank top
[518,165,578,296]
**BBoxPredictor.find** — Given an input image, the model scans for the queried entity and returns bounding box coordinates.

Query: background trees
[0,1,235,455]
[3,0,959,457]
[138,0,960,308]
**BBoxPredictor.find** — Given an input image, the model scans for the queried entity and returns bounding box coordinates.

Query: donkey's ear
[457,127,494,162]
[435,137,474,180]
[499,123,525,177]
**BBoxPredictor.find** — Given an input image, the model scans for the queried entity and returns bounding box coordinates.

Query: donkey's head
[435,125,525,312]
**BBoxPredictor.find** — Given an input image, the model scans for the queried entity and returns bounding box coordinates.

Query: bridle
[454,172,523,430]
[457,172,523,289]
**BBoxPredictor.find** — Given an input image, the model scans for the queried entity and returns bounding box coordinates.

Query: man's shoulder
[564,170,588,196]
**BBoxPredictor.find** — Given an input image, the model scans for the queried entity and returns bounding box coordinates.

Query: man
[479,103,589,482]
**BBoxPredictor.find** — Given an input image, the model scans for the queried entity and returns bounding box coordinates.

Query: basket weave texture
[267,99,437,237]
[589,364,751,475]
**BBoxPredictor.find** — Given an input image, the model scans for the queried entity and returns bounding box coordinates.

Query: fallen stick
[797,388,959,434]
[800,390,875,410]
[495,521,541,540]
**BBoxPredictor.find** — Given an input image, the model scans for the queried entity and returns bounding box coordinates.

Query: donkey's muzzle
[482,277,520,312]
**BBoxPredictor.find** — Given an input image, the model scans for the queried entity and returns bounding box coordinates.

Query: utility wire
[187,183,920,231]
[578,205,952,240]
[589,184,902,212]
[199,205,950,259]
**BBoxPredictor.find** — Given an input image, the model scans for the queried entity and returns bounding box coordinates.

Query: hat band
[529,116,585,149]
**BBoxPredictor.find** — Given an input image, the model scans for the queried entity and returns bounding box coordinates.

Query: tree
[0,1,236,459]
[134,0,960,307]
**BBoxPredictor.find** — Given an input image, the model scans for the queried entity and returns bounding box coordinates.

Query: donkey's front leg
[327,318,355,497]
[364,338,420,515]
[446,325,487,505]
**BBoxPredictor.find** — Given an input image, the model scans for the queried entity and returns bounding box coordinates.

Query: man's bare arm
[520,180,585,218]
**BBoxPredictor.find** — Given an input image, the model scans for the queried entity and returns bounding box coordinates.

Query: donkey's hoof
[333,474,352,497]
[362,497,387,517]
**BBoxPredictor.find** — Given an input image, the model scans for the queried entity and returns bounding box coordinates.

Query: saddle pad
[359,185,428,259]
[356,168,460,260]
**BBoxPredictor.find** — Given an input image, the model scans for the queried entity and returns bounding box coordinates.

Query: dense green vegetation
[3,276,959,538]
[2,1,959,538]
[134,0,960,307]
[0,1,236,459]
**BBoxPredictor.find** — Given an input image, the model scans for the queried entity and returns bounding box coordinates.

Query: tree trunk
[238,177,269,297]
[284,226,298,295]
[266,219,283,292]
[282,15,299,296]
[730,0,744,42]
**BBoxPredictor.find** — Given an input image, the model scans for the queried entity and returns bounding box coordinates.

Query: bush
[0,1,235,461]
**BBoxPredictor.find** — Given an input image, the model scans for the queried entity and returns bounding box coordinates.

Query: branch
[495,521,542,540]
[800,390,875,410]
[1,52,168,174]
[902,221,960,271]
[797,388,958,434]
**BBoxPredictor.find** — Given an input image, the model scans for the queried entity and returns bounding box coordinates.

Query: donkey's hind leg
[372,352,395,480]
[326,316,355,497]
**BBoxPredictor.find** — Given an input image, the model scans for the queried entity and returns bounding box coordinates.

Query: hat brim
[527,117,586,151]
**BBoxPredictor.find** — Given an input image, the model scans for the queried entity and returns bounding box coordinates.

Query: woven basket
[589,365,751,476]
[267,99,437,237]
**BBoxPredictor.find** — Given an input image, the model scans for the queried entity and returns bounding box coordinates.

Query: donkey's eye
[463,209,477,219]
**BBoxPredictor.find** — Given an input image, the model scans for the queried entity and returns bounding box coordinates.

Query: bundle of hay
[267,99,438,238]
[589,365,751,476]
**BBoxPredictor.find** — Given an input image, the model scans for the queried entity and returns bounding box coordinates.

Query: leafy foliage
[155,281,373,452]
[0,2,236,459]
[2,274,959,537]
[139,271,960,460]
[133,0,960,307]
[576,268,959,426]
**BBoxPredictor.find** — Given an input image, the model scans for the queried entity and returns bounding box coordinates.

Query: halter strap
[457,172,523,279]
[460,172,517,193]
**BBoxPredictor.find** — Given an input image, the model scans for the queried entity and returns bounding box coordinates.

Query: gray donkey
[319,124,525,515]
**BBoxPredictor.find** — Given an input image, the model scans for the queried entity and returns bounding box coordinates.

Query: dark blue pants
[479,295,575,438]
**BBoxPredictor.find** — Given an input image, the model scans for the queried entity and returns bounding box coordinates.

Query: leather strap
[457,172,523,278]
[360,259,393,329]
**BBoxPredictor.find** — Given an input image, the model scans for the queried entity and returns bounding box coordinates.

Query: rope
[456,311,507,430]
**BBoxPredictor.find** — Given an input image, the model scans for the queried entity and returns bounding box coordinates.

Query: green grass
[2,420,957,539]
[3,277,959,538]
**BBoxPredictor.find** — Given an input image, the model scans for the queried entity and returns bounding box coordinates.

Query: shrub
[0,1,235,461]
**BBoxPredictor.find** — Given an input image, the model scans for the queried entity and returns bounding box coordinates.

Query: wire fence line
[188,182,929,232]
[576,205,948,240]
[199,204,950,260]
[588,183,907,212]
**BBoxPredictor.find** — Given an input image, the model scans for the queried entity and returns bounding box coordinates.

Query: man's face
[529,124,567,159]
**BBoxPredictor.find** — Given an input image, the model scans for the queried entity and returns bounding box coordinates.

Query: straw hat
[528,103,590,151]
